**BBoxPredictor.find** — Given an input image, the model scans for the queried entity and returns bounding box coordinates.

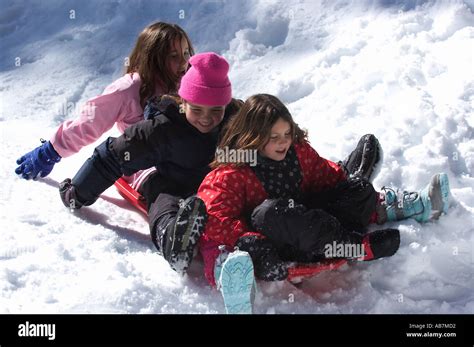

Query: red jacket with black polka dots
[197,141,347,248]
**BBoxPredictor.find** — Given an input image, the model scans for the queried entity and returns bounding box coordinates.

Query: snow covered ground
[0,0,473,314]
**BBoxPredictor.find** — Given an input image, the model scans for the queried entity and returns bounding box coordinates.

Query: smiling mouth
[276,149,287,154]
[199,121,212,128]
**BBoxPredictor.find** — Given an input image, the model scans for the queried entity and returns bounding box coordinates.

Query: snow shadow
[74,207,152,247]
[38,177,151,247]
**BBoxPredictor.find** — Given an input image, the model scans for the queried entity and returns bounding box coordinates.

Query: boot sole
[359,134,381,181]
[219,251,255,314]
[429,173,450,219]
[168,197,207,274]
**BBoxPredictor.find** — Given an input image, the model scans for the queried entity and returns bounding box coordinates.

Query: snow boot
[156,195,207,274]
[358,228,400,261]
[340,134,382,182]
[376,173,450,224]
[59,178,85,209]
[215,248,256,314]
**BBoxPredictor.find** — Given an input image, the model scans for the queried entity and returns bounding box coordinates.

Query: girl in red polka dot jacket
[197,94,450,313]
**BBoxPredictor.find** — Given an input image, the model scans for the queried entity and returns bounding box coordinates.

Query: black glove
[361,228,400,261]
[236,235,288,281]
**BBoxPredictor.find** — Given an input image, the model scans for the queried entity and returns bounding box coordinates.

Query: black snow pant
[68,138,194,252]
[250,176,378,263]
[138,172,195,251]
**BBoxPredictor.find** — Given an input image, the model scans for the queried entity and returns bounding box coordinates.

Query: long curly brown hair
[126,22,195,107]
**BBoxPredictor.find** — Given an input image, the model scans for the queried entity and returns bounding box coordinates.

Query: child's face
[167,37,190,80]
[184,101,226,133]
[260,118,292,161]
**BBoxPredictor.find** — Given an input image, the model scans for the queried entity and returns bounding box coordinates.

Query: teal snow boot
[215,247,256,314]
[377,173,450,224]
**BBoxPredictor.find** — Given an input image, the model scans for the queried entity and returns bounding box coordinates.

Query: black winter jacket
[69,97,237,206]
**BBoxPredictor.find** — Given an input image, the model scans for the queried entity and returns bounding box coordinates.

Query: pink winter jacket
[50,72,163,188]
[50,72,163,157]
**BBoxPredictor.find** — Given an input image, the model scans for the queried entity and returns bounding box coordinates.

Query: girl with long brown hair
[16,22,194,189]
[197,94,449,314]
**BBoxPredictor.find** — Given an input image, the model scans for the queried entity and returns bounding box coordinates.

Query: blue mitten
[15,140,61,180]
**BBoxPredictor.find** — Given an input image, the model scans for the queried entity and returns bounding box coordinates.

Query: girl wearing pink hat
[56,50,380,280]
[58,52,242,274]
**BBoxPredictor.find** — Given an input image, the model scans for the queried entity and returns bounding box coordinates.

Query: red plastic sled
[286,259,347,283]
[114,178,148,215]
[114,177,346,282]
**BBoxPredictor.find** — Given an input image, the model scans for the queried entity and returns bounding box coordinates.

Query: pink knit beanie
[178,52,232,106]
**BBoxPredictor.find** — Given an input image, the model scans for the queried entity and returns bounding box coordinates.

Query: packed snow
[0,0,473,314]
